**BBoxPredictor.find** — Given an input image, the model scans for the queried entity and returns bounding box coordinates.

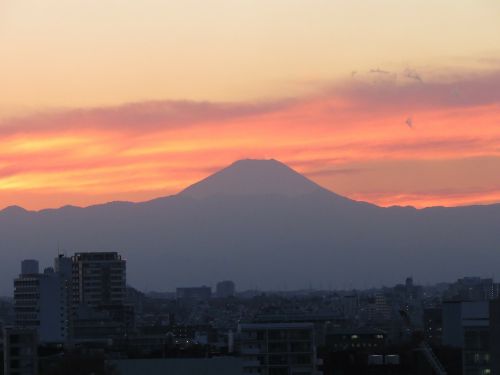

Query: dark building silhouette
[3,327,38,375]
[239,322,321,375]
[13,252,131,344]
[176,286,212,303]
[71,252,131,341]
[216,280,235,298]
[423,307,443,345]
[325,328,386,352]
[442,300,500,374]
[72,252,126,307]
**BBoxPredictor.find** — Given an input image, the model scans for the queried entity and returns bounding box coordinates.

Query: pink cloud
[1,68,500,209]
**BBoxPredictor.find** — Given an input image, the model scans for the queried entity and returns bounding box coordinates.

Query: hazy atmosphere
[1,3,500,374]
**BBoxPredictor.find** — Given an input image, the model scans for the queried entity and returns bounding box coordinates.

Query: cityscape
[0,157,499,375]
[2,1,500,374]
[0,250,499,374]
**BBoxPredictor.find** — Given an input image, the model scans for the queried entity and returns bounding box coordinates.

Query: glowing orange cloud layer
[1,70,500,210]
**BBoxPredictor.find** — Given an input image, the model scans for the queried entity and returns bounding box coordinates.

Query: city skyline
[2,2,499,374]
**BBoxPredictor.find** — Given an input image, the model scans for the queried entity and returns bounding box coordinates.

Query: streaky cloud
[0,68,499,209]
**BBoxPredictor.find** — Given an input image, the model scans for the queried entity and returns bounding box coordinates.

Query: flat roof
[239,322,314,330]
[109,358,243,375]
[327,328,387,335]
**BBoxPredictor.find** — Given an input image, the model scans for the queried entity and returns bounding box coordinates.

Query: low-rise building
[216,281,235,298]
[239,322,322,375]
[442,300,500,374]
[325,328,386,351]
[3,327,38,375]
[176,286,212,303]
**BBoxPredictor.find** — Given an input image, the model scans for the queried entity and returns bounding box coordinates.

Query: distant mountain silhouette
[0,159,499,294]
[180,159,327,198]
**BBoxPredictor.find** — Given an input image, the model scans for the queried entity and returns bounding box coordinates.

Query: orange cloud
[1,70,500,210]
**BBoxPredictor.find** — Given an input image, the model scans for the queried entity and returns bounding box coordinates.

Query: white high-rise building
[14,259,70,343]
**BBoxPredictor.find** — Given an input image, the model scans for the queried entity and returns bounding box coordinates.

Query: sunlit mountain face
[1,1,500,210]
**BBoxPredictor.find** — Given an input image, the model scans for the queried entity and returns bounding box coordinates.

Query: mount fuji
[0,159,499,294]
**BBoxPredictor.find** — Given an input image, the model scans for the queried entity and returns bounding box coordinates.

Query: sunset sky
[1,0,500,210]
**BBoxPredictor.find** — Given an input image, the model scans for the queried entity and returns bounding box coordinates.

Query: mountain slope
[180,159,328,198]
[0,159,499,294]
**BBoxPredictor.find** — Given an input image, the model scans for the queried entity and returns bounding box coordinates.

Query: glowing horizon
[1,1,500,210]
